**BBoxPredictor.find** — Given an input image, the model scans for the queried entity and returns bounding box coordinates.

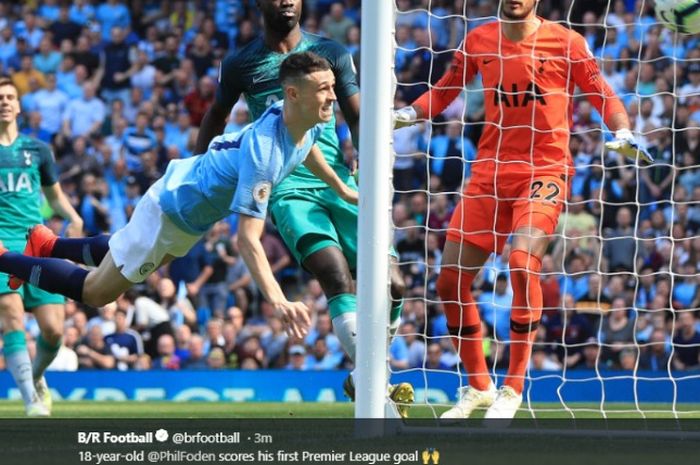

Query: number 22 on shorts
[529,179,562,204]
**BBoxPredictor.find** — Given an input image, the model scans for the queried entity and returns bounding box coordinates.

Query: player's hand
[273,300,311,339]
[341,186,358,205]
[393,106,418,129]
[605,129,654,165]
[66,218,84,238]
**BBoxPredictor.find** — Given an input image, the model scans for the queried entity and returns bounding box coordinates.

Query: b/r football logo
[253,181,272,203]
[139,262,156,276]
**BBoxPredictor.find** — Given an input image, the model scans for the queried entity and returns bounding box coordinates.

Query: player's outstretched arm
[394,44,472,130]
[303,145,358,204]
[42,183,84,237]
[569,32,653,165]
[237,214,311,338]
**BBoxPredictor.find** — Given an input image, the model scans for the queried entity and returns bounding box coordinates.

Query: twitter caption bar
[74,426,438,465]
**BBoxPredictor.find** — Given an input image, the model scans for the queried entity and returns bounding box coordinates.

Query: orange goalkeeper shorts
[446,173,569,254]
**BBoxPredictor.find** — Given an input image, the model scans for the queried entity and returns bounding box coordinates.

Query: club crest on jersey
[537,57,547,73]
[139,262,155,276]
[24,150,32,166]
[253,181,272,203]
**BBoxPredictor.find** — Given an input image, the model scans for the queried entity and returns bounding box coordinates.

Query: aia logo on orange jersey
[493,82,547,108]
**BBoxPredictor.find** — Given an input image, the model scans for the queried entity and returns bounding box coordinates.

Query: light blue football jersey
[158,101,323,235]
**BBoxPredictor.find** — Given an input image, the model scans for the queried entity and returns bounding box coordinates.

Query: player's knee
[0,311,24,331]
[436,268,454,300]
[436,267,459,301]
[509,249,542,280]
[316,266,354,297]
[41,327,63,346]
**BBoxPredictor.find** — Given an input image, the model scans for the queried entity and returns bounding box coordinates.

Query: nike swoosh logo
[483,59,495,65]
[252,73,273,84]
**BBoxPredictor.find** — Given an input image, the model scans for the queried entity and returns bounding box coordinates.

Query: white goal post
[355,0,396,421]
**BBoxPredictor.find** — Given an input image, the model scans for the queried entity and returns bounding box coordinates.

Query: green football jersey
[0,134,58,237]
[216,32,359,194]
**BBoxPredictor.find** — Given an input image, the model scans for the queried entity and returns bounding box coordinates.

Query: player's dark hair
[279,51,331,85]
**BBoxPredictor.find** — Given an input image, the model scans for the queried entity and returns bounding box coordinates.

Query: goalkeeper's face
[501,0,538,20]
[258,0,302,35]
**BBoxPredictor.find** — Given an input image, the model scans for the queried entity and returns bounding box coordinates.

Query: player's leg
[29,305,63,410]
[319,182,413,411]
[438,182,511,419]
[8,226,110,290]
[505,228,549,391]
[25,224,110,266]
[273,188,414,416]
[26,294,66,413]
[34,225,110,266]
[389,258,406,335]
[0,178,200,306]
[303,245,357,356]
[437,239,495,419]
[0,246,131,307]
[327,184,409,373]
[271,191,360,363]
[0,293,47,416]
[485,175,567,419]
[321,181,407,347]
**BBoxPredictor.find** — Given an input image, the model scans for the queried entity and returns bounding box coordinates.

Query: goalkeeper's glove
[393,106,418,129]
[604,128,654,165]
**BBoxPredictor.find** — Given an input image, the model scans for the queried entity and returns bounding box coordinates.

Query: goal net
[388,0,700,418]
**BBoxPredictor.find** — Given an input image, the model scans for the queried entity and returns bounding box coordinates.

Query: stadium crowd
[0,0,699,378]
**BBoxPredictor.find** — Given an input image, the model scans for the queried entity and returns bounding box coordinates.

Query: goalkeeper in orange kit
[395,0,652,419]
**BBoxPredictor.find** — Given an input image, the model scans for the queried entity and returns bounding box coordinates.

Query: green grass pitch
[1,401,700,418]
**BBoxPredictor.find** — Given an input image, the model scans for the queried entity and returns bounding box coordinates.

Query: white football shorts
[109,178,202,283]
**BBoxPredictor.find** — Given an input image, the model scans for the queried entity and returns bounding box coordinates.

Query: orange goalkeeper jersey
[412,19,625,180]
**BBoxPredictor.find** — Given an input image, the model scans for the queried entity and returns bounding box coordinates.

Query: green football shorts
[270,181,360,270]
[0,239,65,309]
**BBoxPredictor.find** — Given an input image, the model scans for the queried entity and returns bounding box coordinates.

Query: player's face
[297,69,336,124]
[258,0,302,34]
[0,84,20,124]
[501,0,538,20]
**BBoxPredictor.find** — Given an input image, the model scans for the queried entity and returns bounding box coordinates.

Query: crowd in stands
[0,0,698,377]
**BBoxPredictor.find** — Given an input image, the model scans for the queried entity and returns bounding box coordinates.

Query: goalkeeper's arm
[569,33,652,164]
[395,45,473,128]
